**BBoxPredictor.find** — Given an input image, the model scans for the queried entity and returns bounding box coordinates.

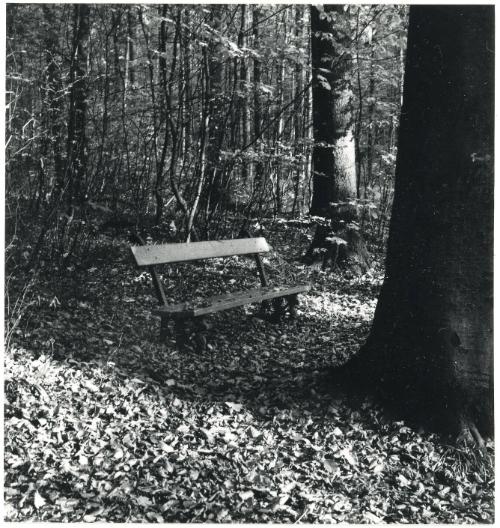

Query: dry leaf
[225,402,243,412]
[34,491,46,509]
[324,458,339,474]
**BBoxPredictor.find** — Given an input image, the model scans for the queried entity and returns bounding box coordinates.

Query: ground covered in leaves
[4,221,494,522]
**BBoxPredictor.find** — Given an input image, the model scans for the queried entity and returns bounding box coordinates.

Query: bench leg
[173,317,210,353]
[193,317,209,353]
[174,318,189,351]
[160,317,170,341]
[287,294,299,318]
[273,298,287,321]
[263,298,285,323]
[258,297,297,323]
[258,300,271,319]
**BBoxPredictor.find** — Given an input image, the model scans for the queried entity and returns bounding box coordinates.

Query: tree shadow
[10,254,387,429]
[67,297,376,424]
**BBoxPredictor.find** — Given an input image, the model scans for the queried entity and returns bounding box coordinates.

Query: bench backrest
[131,237,270,267]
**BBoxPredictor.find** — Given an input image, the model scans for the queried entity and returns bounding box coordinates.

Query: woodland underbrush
[4,220,494,522]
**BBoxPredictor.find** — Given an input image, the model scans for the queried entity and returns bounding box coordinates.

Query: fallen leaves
[323,458,340,475]
[34,491,46,509]
[224,401,243,413]
[341,446,358,467]
[4,222,494,523]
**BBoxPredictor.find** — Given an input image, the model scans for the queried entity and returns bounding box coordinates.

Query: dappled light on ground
[4,222,494,522]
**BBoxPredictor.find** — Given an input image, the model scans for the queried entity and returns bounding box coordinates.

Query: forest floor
[4,220,494,522]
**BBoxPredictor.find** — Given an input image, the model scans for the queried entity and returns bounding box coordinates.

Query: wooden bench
[130,237,310,348]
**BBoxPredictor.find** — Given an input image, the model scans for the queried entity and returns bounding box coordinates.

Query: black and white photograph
[4,1,494,522]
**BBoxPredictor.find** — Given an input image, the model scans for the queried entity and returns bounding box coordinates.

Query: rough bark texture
[350,6,494,434]
[310,5,357,215]
[306,5,370,273]
[291,5,305,215]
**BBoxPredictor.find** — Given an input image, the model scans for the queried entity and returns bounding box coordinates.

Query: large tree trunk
[347,6,494,435]
[305,5,370,274]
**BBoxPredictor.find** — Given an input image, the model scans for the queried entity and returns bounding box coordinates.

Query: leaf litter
[4,221,494,522]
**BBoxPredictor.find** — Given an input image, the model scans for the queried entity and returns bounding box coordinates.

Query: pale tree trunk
[126,7,136,87]
[345,6,494,436]
[303,11,313,212]
[305,5,369,273]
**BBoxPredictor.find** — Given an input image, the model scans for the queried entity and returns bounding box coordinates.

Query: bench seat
[153,283,311,318]
[130,235,310,346]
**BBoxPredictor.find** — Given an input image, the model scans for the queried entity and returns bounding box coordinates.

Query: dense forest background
[6,4,407,267]
[4,4,495,523]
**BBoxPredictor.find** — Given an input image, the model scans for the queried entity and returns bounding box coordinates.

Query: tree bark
[310,5,356,215]
[306,5,369,273]
[126,6,136,87]
[348,6,494,435]
[154,4,171,226]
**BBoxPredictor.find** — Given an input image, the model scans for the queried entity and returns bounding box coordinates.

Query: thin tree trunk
[239,5,249,183]
[205,6,225,213]
[186,49,210,242]
[253,6,264,204]
[126,6,136,87]
[67,3,90,205]
[41,5,65,204]
[354,8,364,200]
[154,5,171,225]
[95,19,111,191]
[365,43,376,189]
[275,56,285,215]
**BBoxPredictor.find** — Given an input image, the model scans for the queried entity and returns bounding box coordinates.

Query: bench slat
[153,284,310,317]
[131,237,271,267]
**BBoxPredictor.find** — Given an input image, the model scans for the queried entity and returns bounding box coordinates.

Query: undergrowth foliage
[4,222,494,522]
[6,4,406,263]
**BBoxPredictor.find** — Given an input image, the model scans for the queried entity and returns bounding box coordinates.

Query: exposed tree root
[457,415,487,451]
[303,223,370,274]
